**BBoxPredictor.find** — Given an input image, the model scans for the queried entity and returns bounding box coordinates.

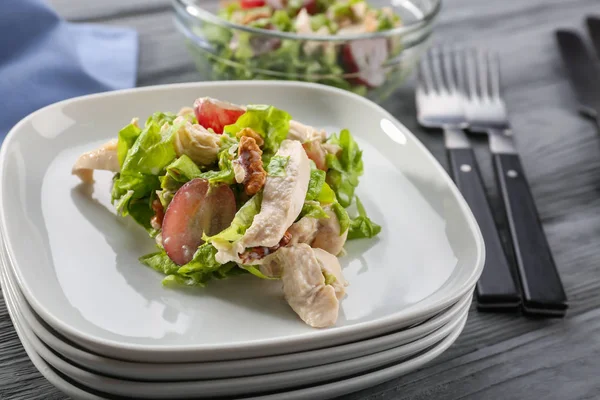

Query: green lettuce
[300,200,329,220]
[223,105,291,160]
[266,155,289,177]
[112,117,182,234]
[326,129,364,207]
[197,147,236,186]
[305,167,326,201]
[117,122,142,167]
[160,155,202,192]
[348,197,381,239]
[146,111,178,127]
[140,244,242,287]
[331,201,350,235]
[205,193,262,244]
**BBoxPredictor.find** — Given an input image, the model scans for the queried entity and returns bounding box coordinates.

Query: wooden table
[2,0,600,399]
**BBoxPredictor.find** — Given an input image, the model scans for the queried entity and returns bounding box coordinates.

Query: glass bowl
[172,0,441,102]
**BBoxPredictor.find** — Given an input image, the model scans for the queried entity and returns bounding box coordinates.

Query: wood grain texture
[3,0,600,399]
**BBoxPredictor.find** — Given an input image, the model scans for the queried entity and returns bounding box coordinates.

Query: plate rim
[0,80,484,356]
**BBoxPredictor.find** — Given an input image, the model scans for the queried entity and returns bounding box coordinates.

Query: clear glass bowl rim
[174,0,442,42]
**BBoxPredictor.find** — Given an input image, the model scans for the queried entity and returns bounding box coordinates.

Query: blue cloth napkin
[0,0,139,137]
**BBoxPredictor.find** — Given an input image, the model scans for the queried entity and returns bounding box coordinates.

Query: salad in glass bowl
[173,0,440,101]
[72,97,380,328]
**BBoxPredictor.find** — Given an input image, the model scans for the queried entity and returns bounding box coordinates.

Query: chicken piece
[72,139,120,183]
[172,116,221,166]
[241,140,310,248]
[313,248,348,299]
[312,205,349,256]
[363,10,379,33]
[213,140,310,264]
[294,8,312,34]
[233,136,267,196]
[288,217,319,246]
[278,244,346,328]
[288,120,327,143]
[351,1,368,20]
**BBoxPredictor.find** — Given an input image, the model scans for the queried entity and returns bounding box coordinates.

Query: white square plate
[0,81,483,362]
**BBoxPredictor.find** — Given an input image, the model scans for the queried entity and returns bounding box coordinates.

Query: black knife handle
[493,153,568,316]
[447,148,520,310]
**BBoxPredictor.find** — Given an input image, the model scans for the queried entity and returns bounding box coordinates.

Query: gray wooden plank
[339,307,600,400]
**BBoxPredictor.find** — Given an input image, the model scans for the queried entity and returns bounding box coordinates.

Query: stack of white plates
[0,82,484,400]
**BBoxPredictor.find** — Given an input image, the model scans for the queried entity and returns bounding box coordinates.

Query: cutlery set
[416,47,569,316]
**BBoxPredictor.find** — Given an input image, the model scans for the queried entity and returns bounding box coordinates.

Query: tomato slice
[241,0,266,9]
[193,98,246,134]
[162,179,237,265]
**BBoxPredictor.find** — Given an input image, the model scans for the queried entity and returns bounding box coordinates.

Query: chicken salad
[72,97,380,328]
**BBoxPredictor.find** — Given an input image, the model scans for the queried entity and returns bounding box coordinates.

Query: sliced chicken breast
[213,140,311,264]
[288,120,327,143]
[72,139,120,183]
[241,140,311,248]
[312,205,349,256]
[288,217,319,246]
[313,248,348,300]
[278,244,346,328]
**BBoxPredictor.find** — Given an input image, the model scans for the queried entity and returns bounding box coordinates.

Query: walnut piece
[236,127,264,147]
[239,231,292,264]
[234,136,267,196]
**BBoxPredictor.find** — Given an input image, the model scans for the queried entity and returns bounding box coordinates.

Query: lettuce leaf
[146,111,177,127]
[348,197,381,239]
[140,244,241,287]
[117,122,142,167]
[205,193,262,244]
[300,200,329,220]
[112,117,181,234]
[223,105,291,160]
[160,155,202,192]
[197,147,236,186]
[326,129,364,207]
[266,155,289,177]
[305,167,326,201]
[331,201,350,235]
[120,120,178,176]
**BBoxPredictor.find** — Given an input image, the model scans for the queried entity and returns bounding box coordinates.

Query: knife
[555,29,600,121]
[586,16,600,58]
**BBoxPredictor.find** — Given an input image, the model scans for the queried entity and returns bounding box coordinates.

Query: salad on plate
[72,97,381,328]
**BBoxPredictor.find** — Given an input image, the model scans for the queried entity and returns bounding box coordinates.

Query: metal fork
[457,49,568,316]
[416,49,520,310]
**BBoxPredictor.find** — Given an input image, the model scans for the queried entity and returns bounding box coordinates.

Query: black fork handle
[445,131,520,309]
[493,152,568,316]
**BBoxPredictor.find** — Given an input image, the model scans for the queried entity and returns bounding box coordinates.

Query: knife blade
[556,29,600,119]
[586,16,600,58]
